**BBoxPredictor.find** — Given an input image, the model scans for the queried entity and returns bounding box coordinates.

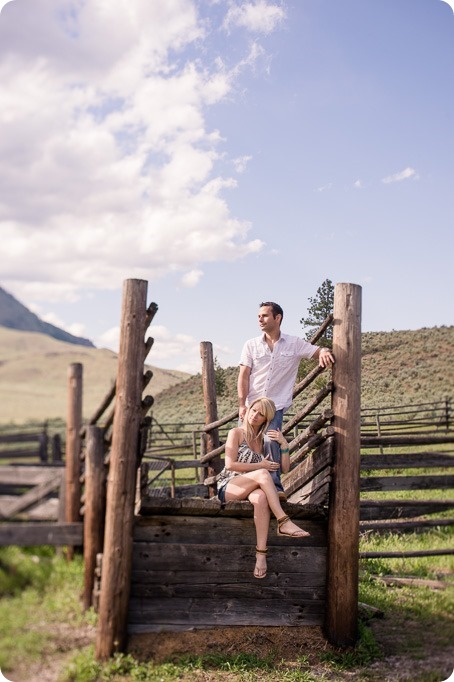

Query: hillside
[0,285,94,348]
[0,327,189,424]
[150,326,454,424]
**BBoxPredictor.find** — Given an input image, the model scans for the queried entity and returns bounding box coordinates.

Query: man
[238,301,335,498]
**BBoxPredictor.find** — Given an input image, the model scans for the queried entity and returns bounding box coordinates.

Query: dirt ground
[5,615,453,682]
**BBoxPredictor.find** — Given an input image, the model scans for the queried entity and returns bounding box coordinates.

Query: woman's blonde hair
[244,397,276,447]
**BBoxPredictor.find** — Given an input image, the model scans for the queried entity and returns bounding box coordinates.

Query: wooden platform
[129,498,328,633]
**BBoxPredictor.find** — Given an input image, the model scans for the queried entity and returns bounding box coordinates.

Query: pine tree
[300,278,334,347]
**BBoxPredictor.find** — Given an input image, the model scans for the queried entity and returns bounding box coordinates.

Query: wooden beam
[325,282,362,648]
[83,426,106,611]
[0,522,83,546]
[95,278,148,660]
[65,362,83,560]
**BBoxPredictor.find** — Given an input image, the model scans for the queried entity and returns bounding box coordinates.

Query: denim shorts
[217,485,226,503]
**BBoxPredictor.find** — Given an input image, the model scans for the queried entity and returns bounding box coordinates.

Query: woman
[217,396,309,579]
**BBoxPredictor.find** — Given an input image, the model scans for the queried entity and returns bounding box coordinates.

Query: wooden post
[83,426,106,611]
[325,283,362,647]
[95,279,148,660]
[66,363,83,561]
[200,342,221,496]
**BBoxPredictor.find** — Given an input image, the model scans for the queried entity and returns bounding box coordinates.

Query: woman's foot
[254,547,267,579]
[277,515,310,538]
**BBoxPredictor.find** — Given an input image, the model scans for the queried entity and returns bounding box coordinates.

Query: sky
[0,0,453,374]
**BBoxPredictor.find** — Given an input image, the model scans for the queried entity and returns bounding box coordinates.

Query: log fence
[1,277,452,660]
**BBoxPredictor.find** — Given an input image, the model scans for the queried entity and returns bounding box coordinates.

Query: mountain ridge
[0,285,94,348]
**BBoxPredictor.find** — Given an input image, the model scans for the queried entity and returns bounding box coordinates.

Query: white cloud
[353,179,364,189]
[181,269,204,287]
[233,155,252,173]
[0,0,277,304]
[381,167,419,184]
[223,1,286,34]
[315,183,332,193]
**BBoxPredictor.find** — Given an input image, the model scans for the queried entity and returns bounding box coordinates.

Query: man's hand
[239,405,247,421]
[318,348,335,368]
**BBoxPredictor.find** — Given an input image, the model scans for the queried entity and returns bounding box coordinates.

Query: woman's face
[248,403,267,429]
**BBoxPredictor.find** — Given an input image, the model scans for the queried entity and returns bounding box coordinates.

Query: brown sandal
[254,547,268,579]
[277,515,310,538]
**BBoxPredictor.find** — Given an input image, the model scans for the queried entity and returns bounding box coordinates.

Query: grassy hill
[0,325,452,426]
[0,327,189,424]
[150,326,454,425]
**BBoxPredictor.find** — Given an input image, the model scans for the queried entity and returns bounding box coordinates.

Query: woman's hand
[261,455,279,472]
[267,429,288,448]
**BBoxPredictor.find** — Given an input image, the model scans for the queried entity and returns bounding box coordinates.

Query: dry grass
[0,327,189,424]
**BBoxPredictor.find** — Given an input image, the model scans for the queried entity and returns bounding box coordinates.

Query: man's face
[258,306,281,333]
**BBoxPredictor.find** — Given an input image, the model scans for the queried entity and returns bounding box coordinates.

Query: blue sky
[0,0,453,373]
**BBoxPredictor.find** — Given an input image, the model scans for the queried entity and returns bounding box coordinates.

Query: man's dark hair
[260,301,284,322]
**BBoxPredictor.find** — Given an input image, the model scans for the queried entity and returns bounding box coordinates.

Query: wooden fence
[0,423,62,463]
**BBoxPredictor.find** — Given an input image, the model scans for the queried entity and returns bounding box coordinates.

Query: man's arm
[237,364,251,421]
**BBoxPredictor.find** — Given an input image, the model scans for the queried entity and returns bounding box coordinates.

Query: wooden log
[83,426,106,611]
[360,474,454,492]
[360,453,454,469]
[0,432,43,443]
[375,575,448,590]
[359,499,454,521]
[288,427,334,468]
[0,448,42,460]
[360,549,454,558]
[201,410,238,433]
[65,362,83,560]
[87,381,116,426]
[291,365,326,402]
[284,389,333,436]
[288,407,334,451]
[309,313,334,344]
[200,342,222,494]
[361,435,454,447]
[145,301,159,329]
[282,437,334,496]
[360,518,454,533]
[0,522,83,546]
[95,279,148,660]
[325,282,361,648]
[288,471,331,505]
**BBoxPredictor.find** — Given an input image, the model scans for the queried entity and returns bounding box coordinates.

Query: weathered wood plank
[133,515,326,546]
[128,597,324,628]
[132,544,326,574]
[360,518,454,533]
[130,569,327,589]
[0,474,62,519]
[0,433,42,444]
[0,522,83,546]
[360,549,454,558]
[282,438,334,496]
[0,449,41,460]
[361,435,454,447]
[360,453,454,470]
[130,582,326,601]
[136,496,327,519]
[360,474,454,492]
[0,496,59,520]
[360,499,454,521]
[0,466,64,485]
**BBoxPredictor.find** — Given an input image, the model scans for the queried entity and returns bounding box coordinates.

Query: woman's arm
[267,429,291,474]
[224,428,277,473]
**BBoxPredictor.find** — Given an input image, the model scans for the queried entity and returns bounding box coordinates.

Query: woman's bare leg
[225,471,309,537]
[248,489,270,578]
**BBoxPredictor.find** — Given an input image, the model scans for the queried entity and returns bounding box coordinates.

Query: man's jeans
[267,409,285,493]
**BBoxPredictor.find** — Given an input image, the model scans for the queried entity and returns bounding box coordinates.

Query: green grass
[1,539,452,682]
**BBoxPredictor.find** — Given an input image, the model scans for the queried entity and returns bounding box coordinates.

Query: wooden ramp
[129,497,328,633]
